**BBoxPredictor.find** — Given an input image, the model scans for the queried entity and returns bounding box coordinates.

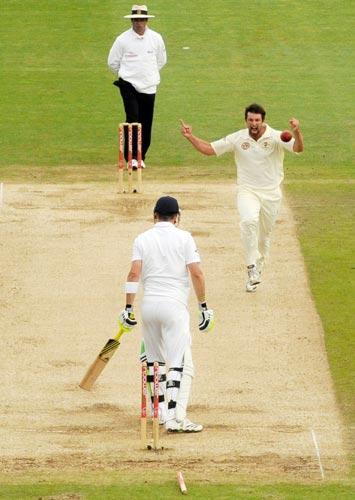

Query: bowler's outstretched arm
[180,119,216,156]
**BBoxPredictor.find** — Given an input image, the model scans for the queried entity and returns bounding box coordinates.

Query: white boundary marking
[311,429,325,480]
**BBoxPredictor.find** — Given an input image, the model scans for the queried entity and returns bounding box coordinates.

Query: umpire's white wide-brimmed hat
[124,5,155,18]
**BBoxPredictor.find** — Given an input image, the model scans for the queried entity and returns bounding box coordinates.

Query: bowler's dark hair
[245,103,266,121]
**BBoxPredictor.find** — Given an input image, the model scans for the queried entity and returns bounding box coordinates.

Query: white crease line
[311,428,325,480]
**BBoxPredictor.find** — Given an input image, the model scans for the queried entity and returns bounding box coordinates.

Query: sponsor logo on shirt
[126,52,138,58]
[241,142,250,150]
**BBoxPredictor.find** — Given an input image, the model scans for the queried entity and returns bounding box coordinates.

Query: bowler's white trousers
[237,185,282,266]
[141,297,191,368]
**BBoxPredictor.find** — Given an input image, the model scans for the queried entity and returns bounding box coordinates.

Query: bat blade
[79,325,125,391]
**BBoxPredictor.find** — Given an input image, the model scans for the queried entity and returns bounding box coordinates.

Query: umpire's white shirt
[211,124,295,191]
[108,27,167,94]
[132,222,200,305]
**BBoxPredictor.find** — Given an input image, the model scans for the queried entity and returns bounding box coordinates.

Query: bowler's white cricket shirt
[211,125,295,190]
[131,222,200,305]
[108,27,167,94]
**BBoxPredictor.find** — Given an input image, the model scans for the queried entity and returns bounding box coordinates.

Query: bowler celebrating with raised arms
[180,103,304,292]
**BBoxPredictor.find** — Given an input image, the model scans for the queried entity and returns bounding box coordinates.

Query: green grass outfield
[1,0,354,496]
[0,480,354,500]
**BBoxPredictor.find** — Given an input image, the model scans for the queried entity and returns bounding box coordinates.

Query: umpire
[108,4,167,168]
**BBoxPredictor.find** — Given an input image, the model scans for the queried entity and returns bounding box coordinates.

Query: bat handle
[114,323,130,341]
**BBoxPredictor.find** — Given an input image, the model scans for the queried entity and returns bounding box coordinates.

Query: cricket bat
[79,323,129,391]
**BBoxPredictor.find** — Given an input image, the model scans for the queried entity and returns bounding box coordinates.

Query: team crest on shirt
[262,141,271,149]
[241,142,250,150]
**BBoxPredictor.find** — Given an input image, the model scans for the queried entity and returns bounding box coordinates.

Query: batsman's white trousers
[141,297,191,367]
[237,186,282,266]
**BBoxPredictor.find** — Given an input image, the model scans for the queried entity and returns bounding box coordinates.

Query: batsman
[120,196,214,433]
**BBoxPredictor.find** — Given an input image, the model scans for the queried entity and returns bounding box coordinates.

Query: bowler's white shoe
[166,418,203,433]
[246,264,261,293]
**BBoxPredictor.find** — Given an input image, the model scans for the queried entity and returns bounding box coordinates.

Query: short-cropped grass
[0,480,354,499]
[1,0,354,494]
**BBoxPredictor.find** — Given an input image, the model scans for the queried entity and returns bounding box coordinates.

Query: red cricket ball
[280,130,293,142]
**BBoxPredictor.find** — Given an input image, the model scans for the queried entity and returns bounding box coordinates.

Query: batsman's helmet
[154,196,180,216]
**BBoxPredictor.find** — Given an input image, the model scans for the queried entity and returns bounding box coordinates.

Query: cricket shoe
[246,264,261,293]
[166,418,203,433]
[131,159,146,171]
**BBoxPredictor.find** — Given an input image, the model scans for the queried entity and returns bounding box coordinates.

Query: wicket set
[141,361,160,450]
[118,122,143,194]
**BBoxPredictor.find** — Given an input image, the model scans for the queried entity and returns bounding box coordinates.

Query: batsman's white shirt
[211,124,295,190]
[132,222,200,365]
[132,222,200,305]
[108,27,167,94]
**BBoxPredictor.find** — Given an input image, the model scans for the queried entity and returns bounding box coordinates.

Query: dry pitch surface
[0,182,347,482]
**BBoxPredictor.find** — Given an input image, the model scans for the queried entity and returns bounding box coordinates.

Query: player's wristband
[125,281,139,293]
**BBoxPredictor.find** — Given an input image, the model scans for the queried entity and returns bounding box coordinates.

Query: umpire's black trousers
[115,78,156,161]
